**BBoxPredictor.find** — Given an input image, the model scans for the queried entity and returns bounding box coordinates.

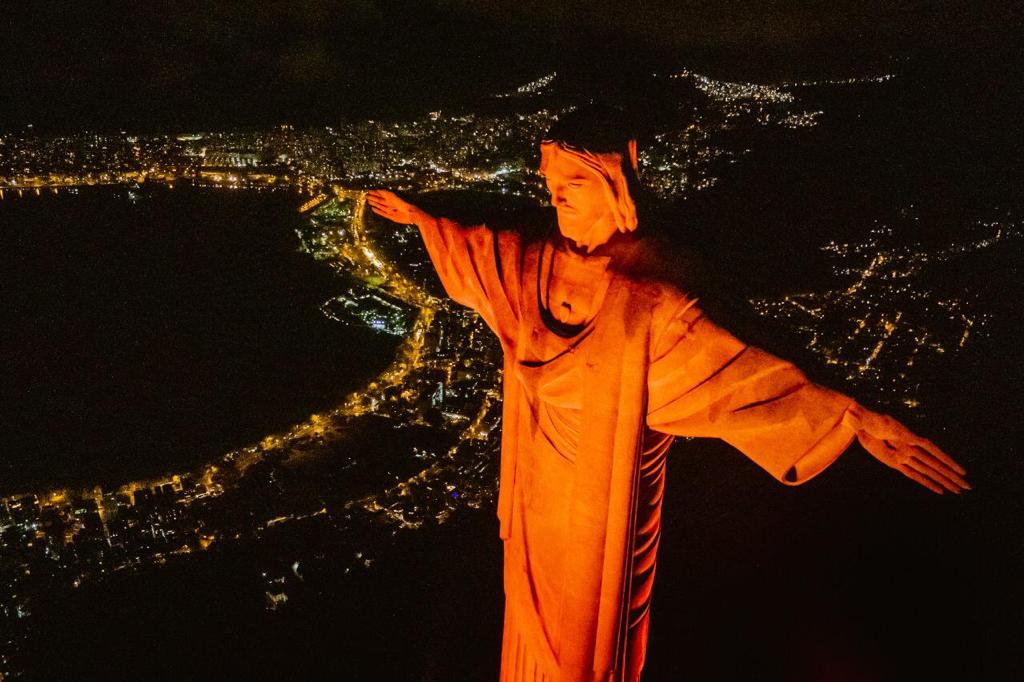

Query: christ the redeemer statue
[368,104,969,682]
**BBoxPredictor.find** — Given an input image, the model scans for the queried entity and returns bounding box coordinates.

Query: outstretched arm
[367,189,521,345]
[646,296,970,494]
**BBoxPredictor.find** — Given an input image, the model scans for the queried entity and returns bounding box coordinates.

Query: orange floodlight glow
[365,106,968,681]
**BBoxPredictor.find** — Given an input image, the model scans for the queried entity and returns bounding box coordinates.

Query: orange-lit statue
[368,105,969,682]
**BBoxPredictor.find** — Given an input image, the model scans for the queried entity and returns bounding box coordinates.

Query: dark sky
[1,1,1019,131]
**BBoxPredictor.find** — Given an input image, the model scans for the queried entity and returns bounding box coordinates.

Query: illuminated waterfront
[0,64,1019,679]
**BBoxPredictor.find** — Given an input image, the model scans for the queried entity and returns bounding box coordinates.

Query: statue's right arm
[367,189,522,344]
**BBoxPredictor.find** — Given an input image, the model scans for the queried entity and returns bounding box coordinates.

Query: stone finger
[897,463,944,494]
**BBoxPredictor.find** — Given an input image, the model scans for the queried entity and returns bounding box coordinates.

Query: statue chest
[541,242,613,327]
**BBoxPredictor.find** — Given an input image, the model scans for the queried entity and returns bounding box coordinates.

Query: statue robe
[416,215,858,682]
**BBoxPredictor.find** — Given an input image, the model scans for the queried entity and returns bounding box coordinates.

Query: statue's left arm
[646,296,969,493]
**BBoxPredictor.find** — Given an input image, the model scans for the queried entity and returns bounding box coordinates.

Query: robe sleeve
[416,215,522,346]
[646,296,858,485]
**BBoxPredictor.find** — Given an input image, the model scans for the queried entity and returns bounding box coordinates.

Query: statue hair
[541,101,657,235]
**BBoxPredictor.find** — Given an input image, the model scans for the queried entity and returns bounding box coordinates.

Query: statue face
[540,146,620,253]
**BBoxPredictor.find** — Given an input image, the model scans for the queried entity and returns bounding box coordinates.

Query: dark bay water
[0,186,398,494]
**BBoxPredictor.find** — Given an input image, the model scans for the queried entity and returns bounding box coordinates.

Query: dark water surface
[0,186,397,494]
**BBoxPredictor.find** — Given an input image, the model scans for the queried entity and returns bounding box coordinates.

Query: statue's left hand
[844,404,971,494]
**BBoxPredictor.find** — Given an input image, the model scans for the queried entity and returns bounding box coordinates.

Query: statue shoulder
[615,232,705,297]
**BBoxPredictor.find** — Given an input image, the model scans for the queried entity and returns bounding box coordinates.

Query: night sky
[1,1,1019,131]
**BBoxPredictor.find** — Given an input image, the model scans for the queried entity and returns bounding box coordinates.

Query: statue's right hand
[367,189,426,225]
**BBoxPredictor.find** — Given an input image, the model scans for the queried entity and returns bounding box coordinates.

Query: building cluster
[749,220,1017,409]
[0,107,562,201]
[1,68,817,206]
[320,285,412,336]
[493,71,558,98]
[0,473,225,675]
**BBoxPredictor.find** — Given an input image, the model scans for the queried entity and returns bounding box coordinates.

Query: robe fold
[416,215,858,682]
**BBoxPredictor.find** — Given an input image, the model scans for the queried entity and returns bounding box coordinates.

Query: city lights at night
[0,2,1020,680]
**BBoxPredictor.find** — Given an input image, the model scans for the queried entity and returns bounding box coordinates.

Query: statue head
[539,103,641,253]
